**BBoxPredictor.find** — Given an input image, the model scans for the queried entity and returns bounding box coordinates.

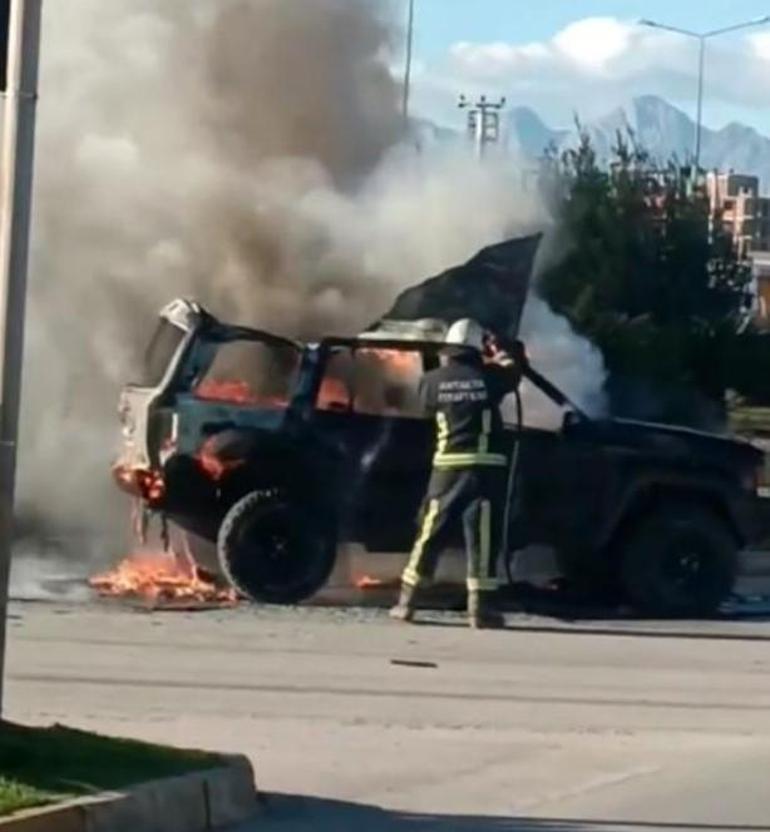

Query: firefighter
[390,318,522,629]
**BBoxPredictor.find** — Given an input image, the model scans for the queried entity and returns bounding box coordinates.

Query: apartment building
[752,250,770,325]
[707,172,770,257]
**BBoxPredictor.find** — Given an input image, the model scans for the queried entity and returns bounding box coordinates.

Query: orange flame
[112,464,166,504]
[195,378,288,408]
[355,575,400,589]
[317,376,350,410]
[196,436,246,482]
[89,550,238,606]
[360,348,420,374]
[316,349,419,412]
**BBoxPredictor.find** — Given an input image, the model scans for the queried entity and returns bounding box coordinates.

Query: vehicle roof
[201,320,445,355]
[317,336,445,353]
[202,320,302,350]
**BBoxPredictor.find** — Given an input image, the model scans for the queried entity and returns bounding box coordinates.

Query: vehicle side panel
[302,409,434,551]
[509,428,609,553]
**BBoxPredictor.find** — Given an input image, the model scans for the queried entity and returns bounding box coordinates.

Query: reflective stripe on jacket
[420,350,518,469]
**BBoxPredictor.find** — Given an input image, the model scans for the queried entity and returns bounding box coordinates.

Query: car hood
[577,416,763,469]
[367,234,543,342]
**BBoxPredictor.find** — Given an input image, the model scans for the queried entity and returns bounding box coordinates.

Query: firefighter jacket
[419,348,519,469]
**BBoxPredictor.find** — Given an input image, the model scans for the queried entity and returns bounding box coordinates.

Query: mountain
[632,95,695,161]
[504,96,770,193]
[408,116,462,150]
[507,107,568,157]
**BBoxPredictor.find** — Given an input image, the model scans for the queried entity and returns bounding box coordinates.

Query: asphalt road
[6,601,770,831]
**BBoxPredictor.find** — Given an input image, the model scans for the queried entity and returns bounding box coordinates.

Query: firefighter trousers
[401,465,505,592]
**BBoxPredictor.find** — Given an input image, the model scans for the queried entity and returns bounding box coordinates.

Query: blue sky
[412,0,770,57]
[404,0,770,133]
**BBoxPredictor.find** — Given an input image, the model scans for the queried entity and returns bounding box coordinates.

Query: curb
[0,754,259,832]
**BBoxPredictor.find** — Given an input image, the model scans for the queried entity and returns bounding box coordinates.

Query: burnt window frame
[133,318,188,389]
[314,338,442,419]
[186,324,302,410]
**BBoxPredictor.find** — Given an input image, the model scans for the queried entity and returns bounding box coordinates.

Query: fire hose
[502,386,523,587]
[487,335,526,587]
[499,357,582,586]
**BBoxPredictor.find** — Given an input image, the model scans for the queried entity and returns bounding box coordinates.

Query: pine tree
[538,129,752,426]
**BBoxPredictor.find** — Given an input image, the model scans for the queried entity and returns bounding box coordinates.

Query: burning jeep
[114,295,770,617]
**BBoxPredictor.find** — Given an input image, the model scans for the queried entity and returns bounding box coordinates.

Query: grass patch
[730,406,770,435]
[0,778,52,816]
[0,722,222,818]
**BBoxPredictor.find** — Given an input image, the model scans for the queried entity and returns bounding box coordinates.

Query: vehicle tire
[217,490,337,605]
[620,505,738,617]
[554,547,619,603]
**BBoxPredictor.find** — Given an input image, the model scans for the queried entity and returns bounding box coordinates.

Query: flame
[113,463,135,490]
[89,549,238,605]
[143,470,166,502]
[317,376,350,410]
[112,463,165,503]
[195,352,418,413]
[360,348,419,374]
[196,436,246,482]
[316,349,419,411]
[355,575,400,589]
[195,378,288,408]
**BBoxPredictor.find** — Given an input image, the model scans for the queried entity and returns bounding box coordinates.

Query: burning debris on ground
[88,549,238,608]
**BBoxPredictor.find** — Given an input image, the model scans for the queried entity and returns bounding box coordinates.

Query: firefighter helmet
[445,318,485,351]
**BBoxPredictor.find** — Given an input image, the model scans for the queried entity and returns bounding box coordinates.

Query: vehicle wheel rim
[233,505,310,594]
[661,537,709,600]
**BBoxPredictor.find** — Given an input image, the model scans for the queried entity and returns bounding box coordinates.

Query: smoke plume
[16,0,605,564]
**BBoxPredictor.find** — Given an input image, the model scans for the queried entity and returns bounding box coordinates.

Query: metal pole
[640,17,770,173]
[694,36,705,173]
[475,99,485,161]
[459,94,506,161]
[0,0,42,713]
[402,0,414,127]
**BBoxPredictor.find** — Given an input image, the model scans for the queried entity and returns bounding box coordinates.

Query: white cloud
[750,31,770,61]
[552,17,633,70]
[417,16,770,134]
[448,17,640,78]
[449,40,536,78]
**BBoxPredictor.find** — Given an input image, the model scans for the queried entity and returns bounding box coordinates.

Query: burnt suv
[114,298,770,617]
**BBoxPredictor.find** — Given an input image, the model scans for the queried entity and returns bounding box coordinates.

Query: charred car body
[115,297,770,617]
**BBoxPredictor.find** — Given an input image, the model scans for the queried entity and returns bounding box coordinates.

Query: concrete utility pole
[0,0,43,713]
[402,0,415,128]
[639,16,770,174]
[458,94,506,160]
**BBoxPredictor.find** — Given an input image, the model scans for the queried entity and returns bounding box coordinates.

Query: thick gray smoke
[517,295,607,430]
[14,0,605,571]
[20,0,405,545]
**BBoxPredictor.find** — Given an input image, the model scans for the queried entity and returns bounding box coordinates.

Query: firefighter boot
[468,590,505,630]
[389,583,418,623]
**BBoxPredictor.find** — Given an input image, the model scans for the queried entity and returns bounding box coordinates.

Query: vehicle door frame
[306,337,442,549]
